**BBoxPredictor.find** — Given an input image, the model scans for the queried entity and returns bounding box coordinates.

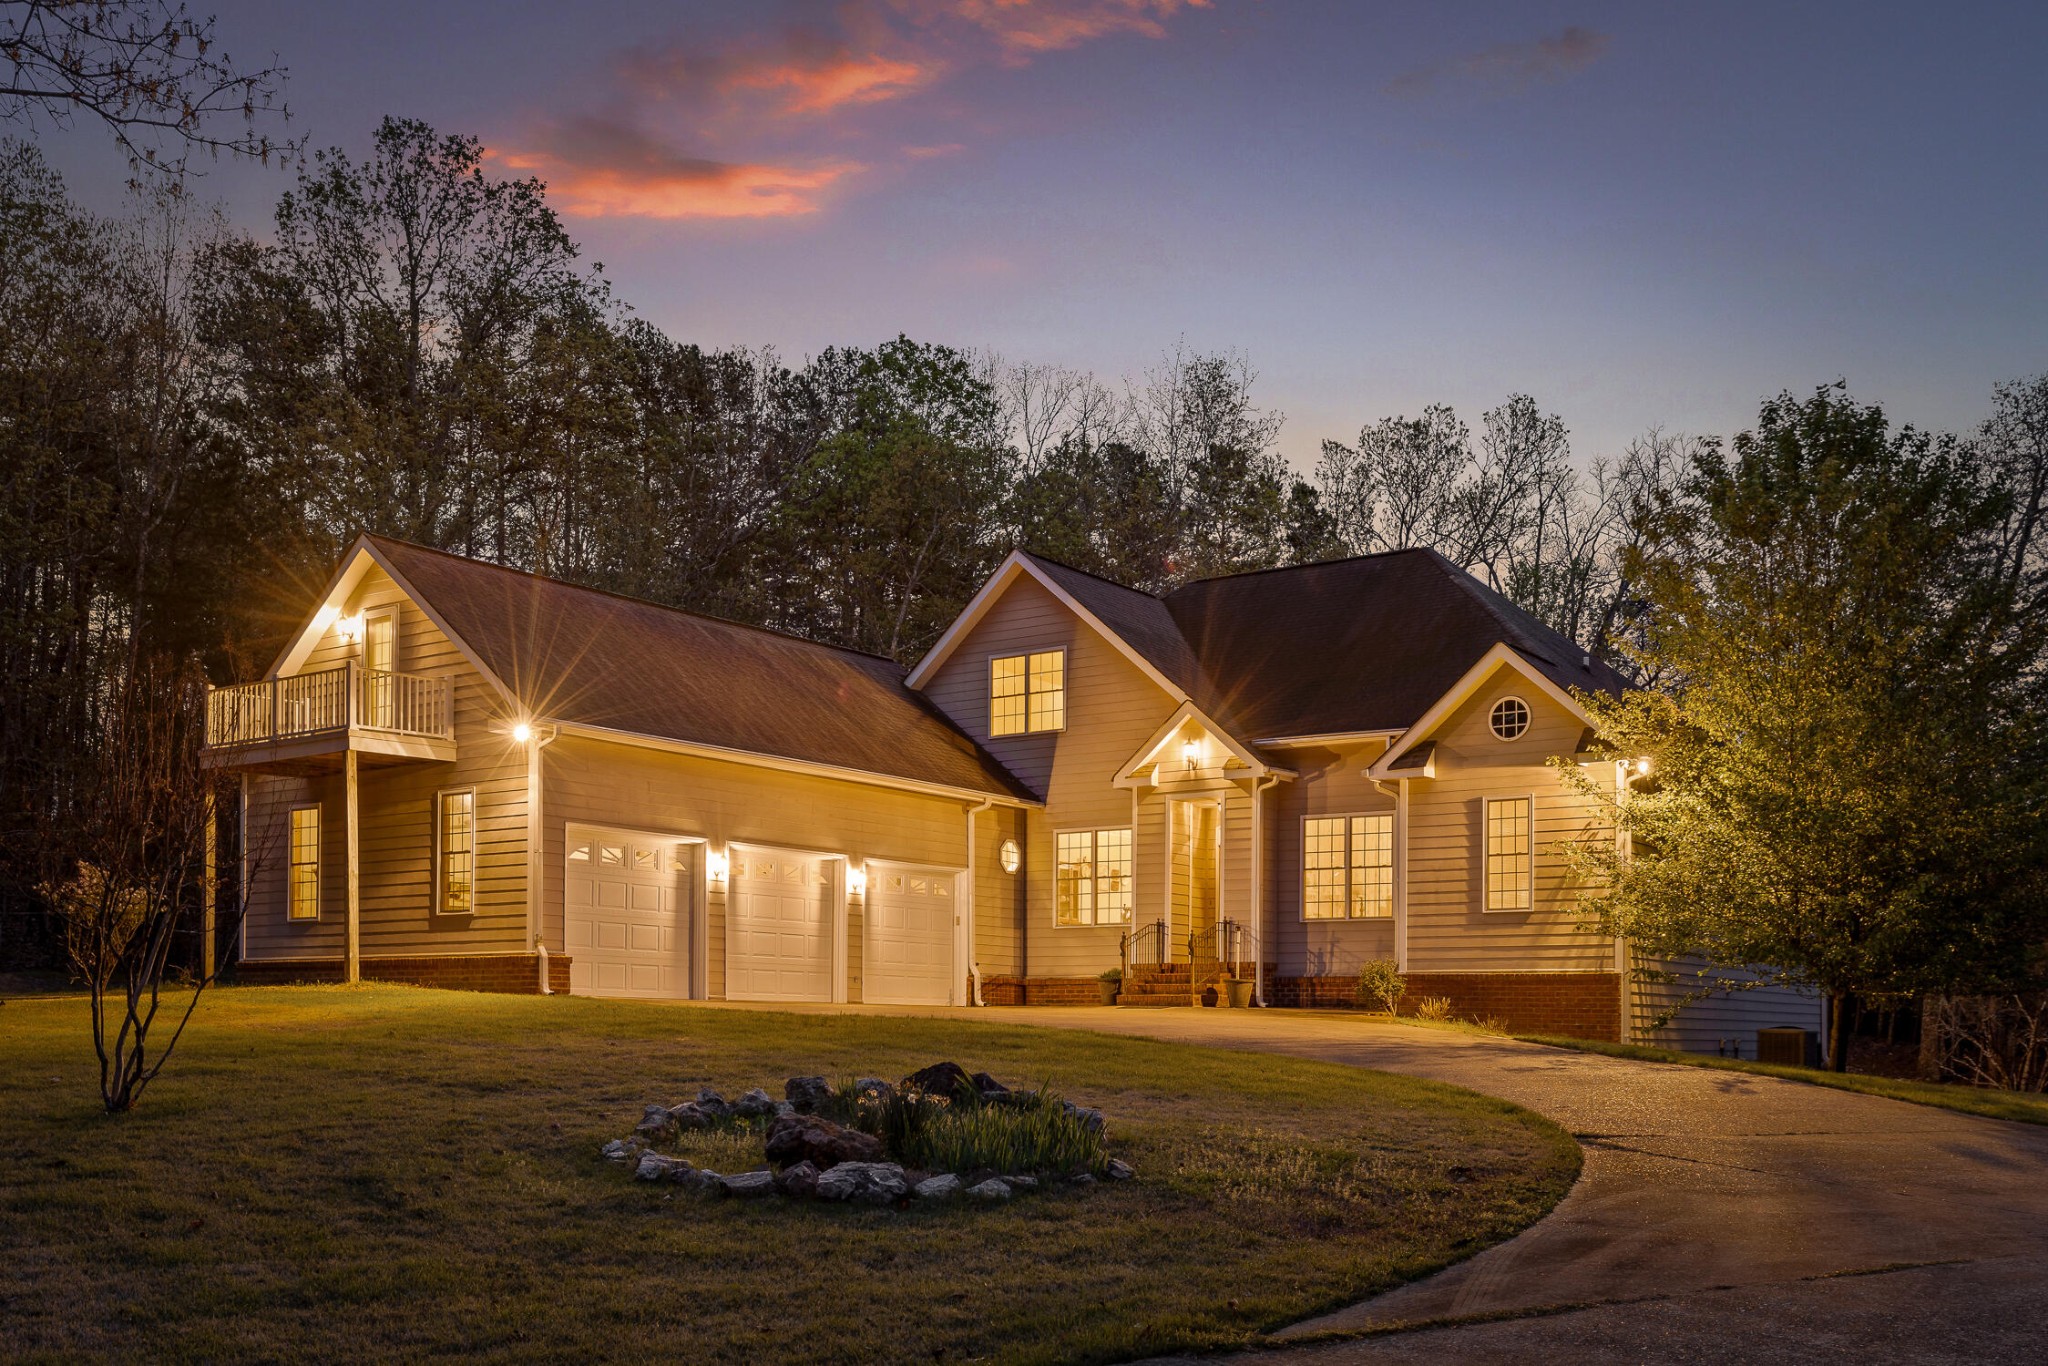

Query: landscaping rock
[1061,1101,1106,1133]
[1106,1158,1135,1181]
[676,1167,726,1195]
[914,1173,963,1200]
[1006,1174,1040,1192]
[732,1087,776,1119]
[601,1139,639,1162]
[785,1076,832,1113]
[851,1077,895,1105]
[1069,1173,1098,1186]
[667,1102,713,1130]
[721,1170,776,1198]
[970,1071,1008,1100]
[902,1060,974,1100]
[764,1112,884,1170]
[965,1178,1012,1201]
[776,1160,820,1199]
[694,1088,732,1120]
[634,1104,673,1139]
[634,1152,689,1182]
[816,1161,910,1205]
[772,1100,796,1120]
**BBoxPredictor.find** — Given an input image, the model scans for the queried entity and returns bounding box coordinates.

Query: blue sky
[40,1,2048,469]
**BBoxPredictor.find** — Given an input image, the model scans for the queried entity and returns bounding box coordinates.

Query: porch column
[344,747,361,984]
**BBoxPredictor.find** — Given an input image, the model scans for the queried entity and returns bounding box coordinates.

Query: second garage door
[865,864,958,1006]
[726,847,836,1002]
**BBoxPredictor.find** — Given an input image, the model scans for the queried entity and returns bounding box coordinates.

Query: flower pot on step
[1224,978,1254,1008]
[1098,981,1119,1005]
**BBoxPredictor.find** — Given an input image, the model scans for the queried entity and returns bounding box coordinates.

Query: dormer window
[990,649,1065,737]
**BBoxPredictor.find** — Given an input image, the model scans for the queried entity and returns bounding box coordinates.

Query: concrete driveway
[962,1006,2048,1363]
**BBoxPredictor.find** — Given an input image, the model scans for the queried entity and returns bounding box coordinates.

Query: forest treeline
[7,118,2048,974]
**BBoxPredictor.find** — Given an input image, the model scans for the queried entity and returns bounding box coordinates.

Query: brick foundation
[978,975,1106,1006]
[1269,970,1622,1040]
[234,953,572,996]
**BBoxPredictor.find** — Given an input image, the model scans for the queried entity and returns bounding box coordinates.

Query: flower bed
[601,1060,1132,1205]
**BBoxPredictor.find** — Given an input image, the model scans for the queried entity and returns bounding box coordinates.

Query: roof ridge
[1167,545,1447,595]
[1016,549,1166,601]
[361,532,908,671]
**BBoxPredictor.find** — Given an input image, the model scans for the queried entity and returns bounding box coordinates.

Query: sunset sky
[42,0,2048,468]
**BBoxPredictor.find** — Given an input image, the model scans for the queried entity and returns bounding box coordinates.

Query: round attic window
[1489,697,1531,741]
[998,838,1021,874]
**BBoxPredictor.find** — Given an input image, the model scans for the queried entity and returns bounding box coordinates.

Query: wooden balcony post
[202,797,217,980]
[344,747,361,984]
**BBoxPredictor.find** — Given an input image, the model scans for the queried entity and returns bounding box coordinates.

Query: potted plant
[1096,967,1122,1005]
[1223,977,1254,1009]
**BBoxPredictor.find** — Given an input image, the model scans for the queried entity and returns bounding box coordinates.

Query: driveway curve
[963,1007,2048,1362]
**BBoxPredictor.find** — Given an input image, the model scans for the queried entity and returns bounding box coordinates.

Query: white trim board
[1371,643,1595,779]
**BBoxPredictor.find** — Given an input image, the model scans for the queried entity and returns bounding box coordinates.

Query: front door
[1170,798,1221,962]
[362,608,396,728]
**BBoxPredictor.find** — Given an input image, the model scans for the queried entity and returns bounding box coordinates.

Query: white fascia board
[551,720,1040,809]
[1112,700,1293,785]
[1369,643,1596,780]
[1255,730,1402,748]
[268,538,520,710]
[903,551,1190,704]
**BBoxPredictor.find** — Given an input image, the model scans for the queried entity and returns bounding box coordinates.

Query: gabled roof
[1163,547,1627,740]
[912,545,1628,746]
[345,536,1035,804]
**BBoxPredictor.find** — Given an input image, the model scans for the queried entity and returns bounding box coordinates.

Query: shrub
[1097,967,1123,985]
[1356,959,1403,1014]
[826,1076,1111,1176]
[1410,996,1454,1022]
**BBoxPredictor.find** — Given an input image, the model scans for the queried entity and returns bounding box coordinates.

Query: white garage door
[565,829,693,999]
[727,848,836,1002]
[865,864,959,1006]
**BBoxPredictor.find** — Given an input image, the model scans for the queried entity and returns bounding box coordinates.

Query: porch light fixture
[511,722,533,744]
[846,865,868,898]
[706,848,730,882]
[336,612,365,644]
[1181,737,1199,770]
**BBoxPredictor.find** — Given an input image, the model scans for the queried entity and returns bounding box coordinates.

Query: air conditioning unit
[1757,1026,1819,1068]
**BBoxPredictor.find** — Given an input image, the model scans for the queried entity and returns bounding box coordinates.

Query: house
[205,534,1822,1053]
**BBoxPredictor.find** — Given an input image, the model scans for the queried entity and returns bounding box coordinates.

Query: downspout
[965,797,993,1005]
[1250,773,1280,1006]
[1613,759,1633,1043]
[530,725,561,995]
[1372,770,1410,973]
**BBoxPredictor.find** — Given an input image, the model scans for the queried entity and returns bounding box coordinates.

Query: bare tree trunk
[1828,993,1851,1072]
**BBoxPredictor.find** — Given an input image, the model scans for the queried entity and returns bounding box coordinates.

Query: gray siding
[922,572,1181,978]
[1265,739,1398,978]
[1405,671,1616,972]
[1633,957,1827,1057]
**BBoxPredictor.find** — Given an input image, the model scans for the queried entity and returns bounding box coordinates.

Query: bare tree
[43,652,256,1112]
[1,1,300,181]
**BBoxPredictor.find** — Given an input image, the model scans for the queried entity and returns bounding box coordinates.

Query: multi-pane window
[1485,797,1533,911]
[990,650,1065,737]
[288,805,320,920]
[438,789,475,915]
[1303,814,1394,920]
[1055,828,1132,926]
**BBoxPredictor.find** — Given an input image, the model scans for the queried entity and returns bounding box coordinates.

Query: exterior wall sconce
[511,722,533,744]
[1181,737,1200,770]
[706,849,730,882]
[336,612,365,644]
[846,864,868,898]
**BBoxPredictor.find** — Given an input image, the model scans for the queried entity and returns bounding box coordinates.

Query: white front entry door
[865,864,959,1006]
[565,828,694,999]
[726,848,836,1002]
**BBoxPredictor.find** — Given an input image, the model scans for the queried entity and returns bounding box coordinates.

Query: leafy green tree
[1557,385,2048,1069]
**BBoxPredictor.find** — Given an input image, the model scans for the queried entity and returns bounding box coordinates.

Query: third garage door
[864,864,958,1006]
[726,847,836,1002]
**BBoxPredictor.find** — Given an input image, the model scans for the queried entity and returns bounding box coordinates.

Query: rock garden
[602,1060,1134,1205]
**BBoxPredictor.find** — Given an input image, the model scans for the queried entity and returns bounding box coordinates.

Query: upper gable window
[990,649,1065,737]
[1489,697,1531,741]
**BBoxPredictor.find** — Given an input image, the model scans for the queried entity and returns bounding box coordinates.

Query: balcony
[204,662,456,770]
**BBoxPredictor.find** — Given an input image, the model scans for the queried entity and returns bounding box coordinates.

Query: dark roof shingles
[370,537,1032,801]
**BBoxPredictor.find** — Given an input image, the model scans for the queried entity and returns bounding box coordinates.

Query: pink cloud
[491,119,862,220]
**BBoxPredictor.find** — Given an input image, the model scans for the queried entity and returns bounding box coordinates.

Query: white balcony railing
[205,661,453,748]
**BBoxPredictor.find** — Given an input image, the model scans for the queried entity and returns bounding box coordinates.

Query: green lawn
[1518,1033,2048,1126]
[0,986,1576,1364]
